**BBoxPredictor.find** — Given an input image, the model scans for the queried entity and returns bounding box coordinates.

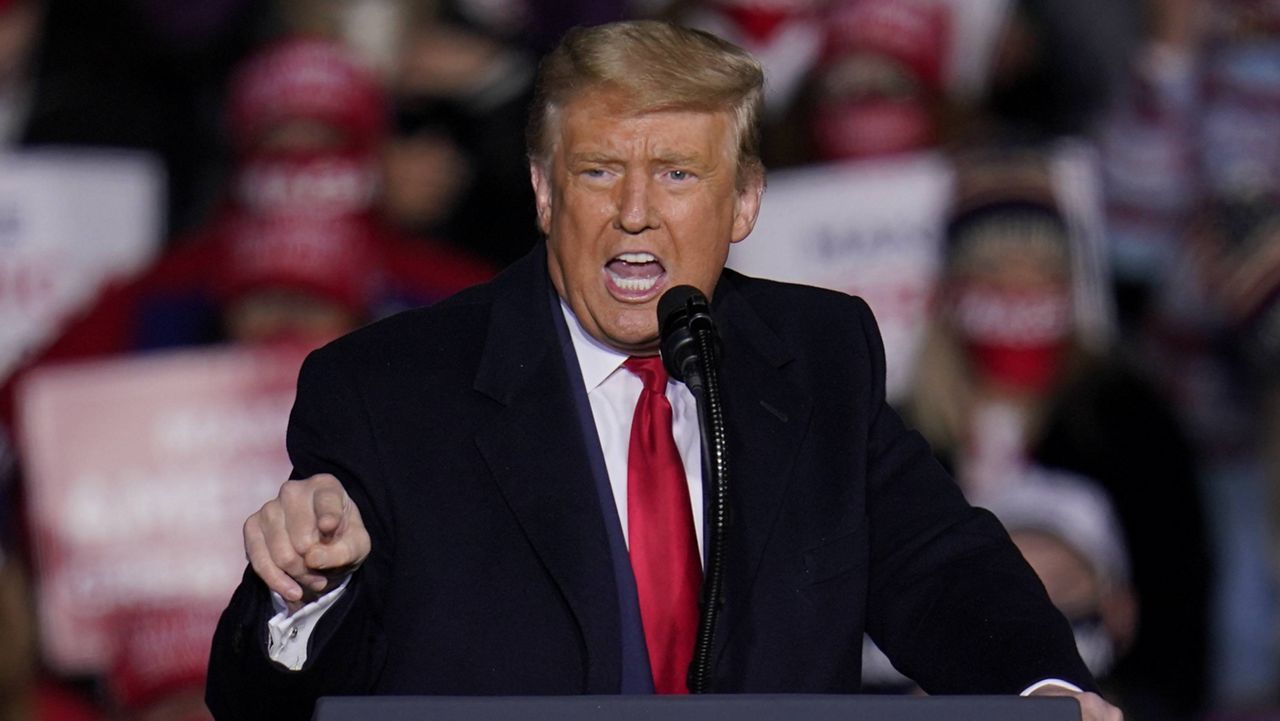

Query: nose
[616,172,658,234]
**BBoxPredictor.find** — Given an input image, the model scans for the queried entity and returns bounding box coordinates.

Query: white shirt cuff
[1020,678,1085,696]
[265,576,351,670]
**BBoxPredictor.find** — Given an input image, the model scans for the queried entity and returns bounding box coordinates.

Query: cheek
[676,201,735,268]
[678,240,732,294]
[554,185,616,233]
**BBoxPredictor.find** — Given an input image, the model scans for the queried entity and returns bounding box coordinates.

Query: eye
[666,169,693,182]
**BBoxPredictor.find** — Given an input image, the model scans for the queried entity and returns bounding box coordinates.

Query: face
[811,54,935,160]
[223,289,358,348]
[381,132,472,229]
[530,90,764,354]
[0,0,39,87]
[944,222,1073,393]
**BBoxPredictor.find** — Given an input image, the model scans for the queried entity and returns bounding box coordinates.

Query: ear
[730,172,765,244]
[530,160,553,236]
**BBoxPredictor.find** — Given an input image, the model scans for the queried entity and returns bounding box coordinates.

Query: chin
[605,325,660,353]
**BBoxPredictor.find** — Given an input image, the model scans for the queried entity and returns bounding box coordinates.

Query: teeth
[616,252,657,263]
[608,273,661,292]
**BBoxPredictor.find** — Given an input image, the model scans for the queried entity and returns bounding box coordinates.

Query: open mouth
[605,252,667,299]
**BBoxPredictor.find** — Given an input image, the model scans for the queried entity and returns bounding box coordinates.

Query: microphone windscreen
[658,285,716,384]
[658,285,707,331]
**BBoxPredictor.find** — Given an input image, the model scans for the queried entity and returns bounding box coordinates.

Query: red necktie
[624,355,702,694]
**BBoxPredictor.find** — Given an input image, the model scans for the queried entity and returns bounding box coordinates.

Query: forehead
[551,90,735,161]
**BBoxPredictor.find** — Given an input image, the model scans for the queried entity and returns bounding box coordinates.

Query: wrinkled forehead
[543,87,737,162]
[544,82,735,147]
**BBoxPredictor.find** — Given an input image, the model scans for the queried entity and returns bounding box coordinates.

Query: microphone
[658,285,718,393]
[657,285,728,694]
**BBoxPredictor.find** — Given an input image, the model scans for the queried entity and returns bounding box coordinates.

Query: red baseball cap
[227,36,387,153]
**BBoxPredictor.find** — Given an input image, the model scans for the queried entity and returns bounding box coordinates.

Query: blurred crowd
[0,0,1277,719]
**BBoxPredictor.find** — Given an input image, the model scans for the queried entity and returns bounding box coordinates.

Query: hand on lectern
[243,473,371,613]
[1029,686,1122,721]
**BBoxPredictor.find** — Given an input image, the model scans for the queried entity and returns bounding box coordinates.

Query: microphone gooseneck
[657,285,729,695]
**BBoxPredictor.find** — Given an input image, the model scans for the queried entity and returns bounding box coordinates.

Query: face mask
[950,282,1073,392]
[232,151,379,216]
[811,97,934,160]
[711,0,816,43]
[1069,613,1116,679]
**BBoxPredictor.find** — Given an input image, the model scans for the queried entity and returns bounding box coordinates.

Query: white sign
[0,150,164,381]
[729,153,954,399]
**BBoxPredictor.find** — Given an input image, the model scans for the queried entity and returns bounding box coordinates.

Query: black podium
[311,694,1080,721]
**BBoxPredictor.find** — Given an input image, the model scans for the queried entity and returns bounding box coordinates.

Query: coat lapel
[709,273,814,666]
[471,249,622,693]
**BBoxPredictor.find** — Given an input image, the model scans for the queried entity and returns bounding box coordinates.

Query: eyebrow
[567,152,622,166]
[653,152,703,168]
[565,150,713,171]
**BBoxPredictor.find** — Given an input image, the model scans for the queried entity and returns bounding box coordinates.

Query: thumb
[312,486,348,539]
[305,502,369,570]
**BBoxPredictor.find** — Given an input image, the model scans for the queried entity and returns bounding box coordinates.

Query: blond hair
[527,20,765,187]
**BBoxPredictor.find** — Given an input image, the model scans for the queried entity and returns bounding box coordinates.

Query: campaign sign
[0,150,164,382]
[17,345,305,672]
[728,146,1112,401]
[728,153,953,400]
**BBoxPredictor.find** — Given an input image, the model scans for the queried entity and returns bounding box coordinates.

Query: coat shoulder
[719,269,877,345]
[305,276,499,384]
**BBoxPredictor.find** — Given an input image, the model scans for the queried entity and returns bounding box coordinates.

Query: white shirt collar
[559,298,629,392]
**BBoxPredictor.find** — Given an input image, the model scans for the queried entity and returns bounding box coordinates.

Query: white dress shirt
[560,299,705,554]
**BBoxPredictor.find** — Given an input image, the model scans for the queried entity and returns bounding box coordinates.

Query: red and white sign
[17,345,305,673]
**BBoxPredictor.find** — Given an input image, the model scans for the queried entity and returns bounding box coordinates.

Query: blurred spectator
[0,0,41,145]
[1194,199,1280,391]
[222,34,383,218]
[903,152,1211,719]
[673,0,829,121]
[0,539,104,721]
[0,2,44,702]
[699,0,950,168]
[861,465,1138,696]
[0,544,35,721]
[1100,0,1280,707]
[379,10,539,267]
[3,35,493,372]
[1193,0,1280,378]
[380,98,476,249]
[973,467,1138,686]
[803,0,949,163]
[284,0,633,57]
[18,0,279,237]
[1096,0,1200,306]
[980,0,1141,141]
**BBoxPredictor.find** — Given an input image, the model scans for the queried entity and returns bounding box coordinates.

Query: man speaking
[206,20,1121,721]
